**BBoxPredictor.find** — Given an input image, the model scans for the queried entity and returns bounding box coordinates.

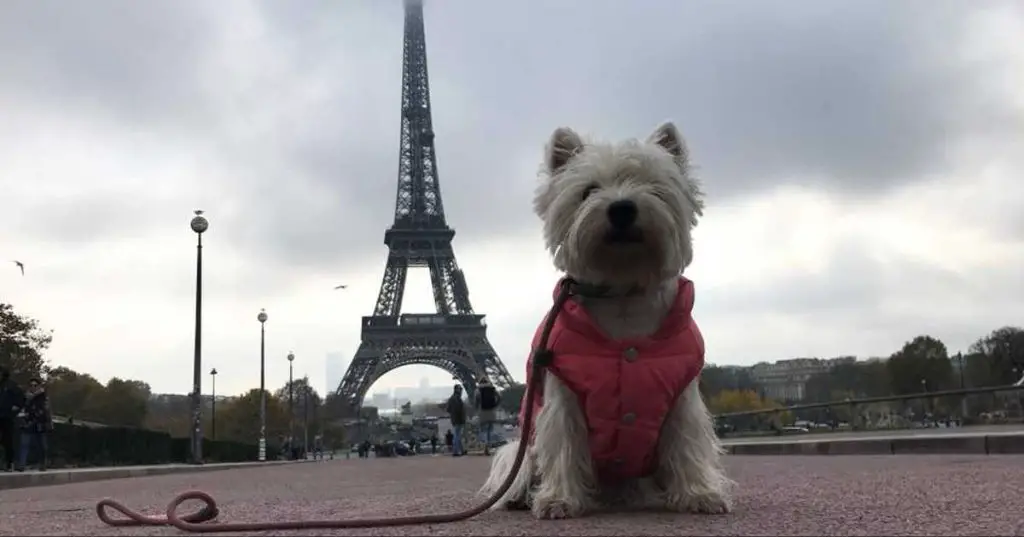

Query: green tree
[699,365,758,399]
[274,377,323,432]
[89,378,151,428]
[46,366,104,420]
[886,335,955,395]
[962,351,994,388]
[498,382,526,416]
[321,392,351,422]
[708,389,792,429]
[0,303,52,385]
[143,393,215,438]
[859,359,891,396]
[320,423,347,450]
[805,359,890,402]
[216,389,289,445]
[968,326,1024,386]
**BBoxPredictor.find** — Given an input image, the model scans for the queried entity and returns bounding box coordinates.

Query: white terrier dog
[479,122,732,519]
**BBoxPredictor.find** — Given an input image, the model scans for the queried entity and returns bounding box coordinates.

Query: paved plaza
[1,453,1021,536]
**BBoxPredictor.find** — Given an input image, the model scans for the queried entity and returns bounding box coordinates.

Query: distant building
[749,357,855,402]
[371,392,390,410]
[393,384,453,404]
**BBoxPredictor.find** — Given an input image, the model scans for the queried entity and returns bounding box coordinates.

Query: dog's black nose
[606,200,638,230]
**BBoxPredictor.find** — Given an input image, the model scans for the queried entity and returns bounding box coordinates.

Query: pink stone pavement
[1,454,1022,536]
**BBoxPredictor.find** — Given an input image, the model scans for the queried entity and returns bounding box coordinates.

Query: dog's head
[533,122,704,289]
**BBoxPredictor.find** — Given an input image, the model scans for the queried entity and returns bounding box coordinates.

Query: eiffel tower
[334,0,515,411]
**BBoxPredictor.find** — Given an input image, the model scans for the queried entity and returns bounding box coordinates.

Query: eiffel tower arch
[335,0,515,412]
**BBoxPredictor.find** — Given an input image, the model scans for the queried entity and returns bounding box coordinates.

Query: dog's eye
[582,184,600,200]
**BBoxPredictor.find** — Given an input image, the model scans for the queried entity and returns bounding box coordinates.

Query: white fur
[480,122,732,518]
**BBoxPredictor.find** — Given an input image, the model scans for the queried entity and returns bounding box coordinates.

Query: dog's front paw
[503,496,531,511]
[532,495,583,520]
[665,489,731,515]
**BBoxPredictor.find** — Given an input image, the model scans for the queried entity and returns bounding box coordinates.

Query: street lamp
[920,378,929,421]
[956,352,968,419]
[1013,368,1023,418]
[210,368,218,441]
[189,209,209,465]
[288,351,295,454]
[303,375,310,459]
[257,308,268,462]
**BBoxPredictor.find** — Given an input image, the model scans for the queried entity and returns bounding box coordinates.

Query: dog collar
[567,279,647,299]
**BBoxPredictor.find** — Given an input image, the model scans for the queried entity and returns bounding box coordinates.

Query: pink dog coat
[519,277,705,483]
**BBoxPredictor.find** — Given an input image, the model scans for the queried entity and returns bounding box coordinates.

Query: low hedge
[36,422,258,468]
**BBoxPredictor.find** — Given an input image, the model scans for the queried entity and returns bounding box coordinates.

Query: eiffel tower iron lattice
[334,0,515,411]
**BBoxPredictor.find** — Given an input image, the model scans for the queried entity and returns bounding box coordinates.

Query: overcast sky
[2,0,1023,398]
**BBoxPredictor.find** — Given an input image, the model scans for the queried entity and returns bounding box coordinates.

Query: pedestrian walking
[312,435,324,460]
[0,369,25,472]
[16,377,51,471]
[475,376,501,456]
[445,385,466,456]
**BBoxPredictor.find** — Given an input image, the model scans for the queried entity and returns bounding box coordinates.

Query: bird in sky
[334,284,347,290]
[11,260,24,276]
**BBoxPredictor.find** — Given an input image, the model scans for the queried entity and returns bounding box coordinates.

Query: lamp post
[210,368,218,441]
[257,308,268,462]
[288,352,295,452]
[303,375,310,459]
[1013,368,1023,418]
[189,209,209,465]
[920,378,929,421]
[956,352,968,419]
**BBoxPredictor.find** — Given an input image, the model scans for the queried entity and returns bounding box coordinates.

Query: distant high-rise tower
[325,352,346,395]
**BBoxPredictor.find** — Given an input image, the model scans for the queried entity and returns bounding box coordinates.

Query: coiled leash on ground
[95,279,580,533]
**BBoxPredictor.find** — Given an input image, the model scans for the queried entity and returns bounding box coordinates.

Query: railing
[713,383,1024,420]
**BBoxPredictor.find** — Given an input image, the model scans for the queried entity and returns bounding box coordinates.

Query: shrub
[38,422,257,468]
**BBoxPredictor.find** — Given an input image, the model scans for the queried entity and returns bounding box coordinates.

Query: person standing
[475,377,501,456]
[0,369,25,472]
[445,385,466,456]
[279,435,291,461]
[16,377,51,472]
[312,434,324,461]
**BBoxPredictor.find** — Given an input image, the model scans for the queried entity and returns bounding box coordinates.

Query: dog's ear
[646,121,689,163]
[545,127,584,175]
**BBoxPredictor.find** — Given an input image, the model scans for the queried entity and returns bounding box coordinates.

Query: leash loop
[96,492,219,527]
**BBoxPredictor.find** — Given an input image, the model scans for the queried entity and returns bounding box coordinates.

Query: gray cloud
[699,240,1024,356]
[411,0,1024,194]
[0,0,220,128]
[5,0,1020,278]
